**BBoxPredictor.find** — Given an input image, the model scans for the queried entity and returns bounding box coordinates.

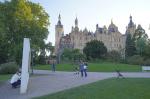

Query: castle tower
[125,15,136,37]
[74,17,79,31]
[55,14,64,55]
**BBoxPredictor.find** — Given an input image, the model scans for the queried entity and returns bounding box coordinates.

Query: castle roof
[108,20,118,33]
[56,14,63,27]
[128,15,135,28]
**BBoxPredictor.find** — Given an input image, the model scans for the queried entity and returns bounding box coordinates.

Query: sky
[8,0,150,45]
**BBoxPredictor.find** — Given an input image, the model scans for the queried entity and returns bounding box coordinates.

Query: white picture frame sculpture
[20,38,31,94]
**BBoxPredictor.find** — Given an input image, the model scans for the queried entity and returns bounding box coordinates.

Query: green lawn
[34,78,150,99]
[33,62,141,72]
[0,74,12,84]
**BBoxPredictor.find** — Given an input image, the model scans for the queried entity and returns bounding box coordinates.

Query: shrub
[106,50,121,62]
[142,59,150,66]
[127,55,144,65]
[0,62,18,74]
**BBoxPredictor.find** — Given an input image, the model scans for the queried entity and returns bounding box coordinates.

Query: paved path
[0,70,150,99]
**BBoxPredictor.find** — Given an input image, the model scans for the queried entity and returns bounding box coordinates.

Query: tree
[72,49,86,61]
[143,39,150,58]
[45,42,55,57]
[61,48,72,61]
[83,40,107,60]
[125,33,136,57]
[0,0,50,64]
[0,2,10,64]
[133,25,148,56]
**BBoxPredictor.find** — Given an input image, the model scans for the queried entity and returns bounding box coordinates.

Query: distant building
[55,14,136,62]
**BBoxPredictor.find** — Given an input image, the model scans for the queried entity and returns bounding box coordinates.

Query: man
[79,61,84,77]
[10,71,21,88]
[51,59,56,72]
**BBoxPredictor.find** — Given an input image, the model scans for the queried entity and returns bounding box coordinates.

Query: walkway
[0,70,150,99]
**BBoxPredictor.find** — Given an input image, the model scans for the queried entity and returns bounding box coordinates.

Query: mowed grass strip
[34,78,150,99]
[34,62,141,72]
[0,74,12,84]
[0,74,12,81]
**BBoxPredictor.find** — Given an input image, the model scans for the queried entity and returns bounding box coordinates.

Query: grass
[0,74,12,84]
[34,78,150,99]
[34,63,74,71]
[33,62,141,72]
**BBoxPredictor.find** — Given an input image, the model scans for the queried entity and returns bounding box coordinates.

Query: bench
[142,66,150,71]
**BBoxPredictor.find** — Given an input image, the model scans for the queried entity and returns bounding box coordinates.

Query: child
[74,66,79,75]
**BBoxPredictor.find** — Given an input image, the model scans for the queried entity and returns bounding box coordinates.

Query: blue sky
[5,0,150,45]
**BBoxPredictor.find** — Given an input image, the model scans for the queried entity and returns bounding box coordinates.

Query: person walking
[83,62,88,77]
[79,61,84,77]
[51,59,56,72]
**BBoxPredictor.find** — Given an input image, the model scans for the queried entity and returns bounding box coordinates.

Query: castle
[55,14,136,61]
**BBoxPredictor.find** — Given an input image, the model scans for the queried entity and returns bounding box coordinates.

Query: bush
[106,50,121,62]
[0,62,18,74]
[142,59,150,66]
[127,55,144,65]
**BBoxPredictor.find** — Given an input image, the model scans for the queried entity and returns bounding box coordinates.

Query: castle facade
[55,14,136,60]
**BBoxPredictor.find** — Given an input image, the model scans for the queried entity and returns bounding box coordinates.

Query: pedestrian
[51,59,56,72]
[79,61,84,77]
[10,71,21,88]
[83,62,88,77]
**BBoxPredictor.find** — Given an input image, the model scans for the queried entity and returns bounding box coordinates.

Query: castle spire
[128,15,134,28]
[58,14,61,21]
[75,17,78,27]
[111,18,113,24]
[57,14,62,25]
[130,15,132,21]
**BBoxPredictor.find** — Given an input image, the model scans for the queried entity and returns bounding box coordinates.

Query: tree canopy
[143,40,150,58]
[0,0,50,64]
[125,24,150,65]
[125,33,136,57]
[83,40,107,60]
[133,24,148,56]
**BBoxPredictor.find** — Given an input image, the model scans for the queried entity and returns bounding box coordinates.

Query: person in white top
[10,71,21,88]
[83,62,88,77]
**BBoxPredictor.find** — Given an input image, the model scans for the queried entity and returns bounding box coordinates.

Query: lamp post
[31,49,35,74]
